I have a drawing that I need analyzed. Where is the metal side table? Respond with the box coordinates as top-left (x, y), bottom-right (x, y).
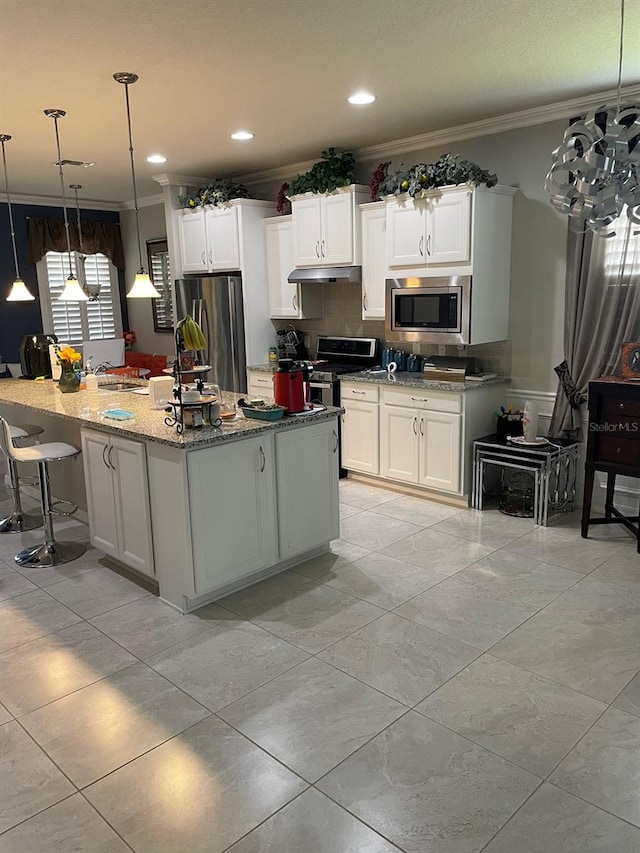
top-left (472, 434), bottom-right (578, 526)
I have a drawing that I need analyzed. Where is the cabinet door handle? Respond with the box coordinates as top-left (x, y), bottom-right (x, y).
top-left (413, 416), bottom-right (418, 435)
top-left (259, 445), bottom-right (266, 472)
top-left (418, 235), bottom-right (424, 257)
top-left (108, 445), bottom-right (115, 470)
top-left (411, 396), bottom-right (429, 402)
top-left (201, 250), bottom-right (206, 265)
top-left (363, 292), bottom-right (368, 311)
top-left (426, 234), bottom-right (431, 256)
top-left (208, 249), bottom-right (213, 265)
top-left (102, 444), bottom-right (109, 468)
top-left (315, 241), bottom-right (320, 258)
top-left (332, 429), bottom-right (338, 453)
top-left (321, 240), bottom-right (325, 257)
top-left (292, 292), bottom-right (298, 311)
top-left (419, 417), bottom-right (424, 436)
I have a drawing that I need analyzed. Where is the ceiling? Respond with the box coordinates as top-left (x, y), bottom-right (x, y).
top-left (2, 0), bottom-right (639, 205)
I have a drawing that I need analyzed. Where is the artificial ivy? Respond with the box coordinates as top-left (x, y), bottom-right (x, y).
top-left (287, 148), bottom-right (356, 196)
top-left (377, 153), bottom-right (497, 199)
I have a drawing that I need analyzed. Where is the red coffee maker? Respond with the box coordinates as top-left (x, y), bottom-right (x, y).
top-left (273, 359), bottom-right (309, 413)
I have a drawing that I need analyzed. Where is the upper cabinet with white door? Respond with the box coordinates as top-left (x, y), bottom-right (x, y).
top-left (360, 201), bottom-right (389, 319)
top-left (290, 185), bottom-right (370, 268)
top-left (178, 204), bottom-right (240, 273)
top-left (265, 215), bottom-right (323, 319)
top-left (386, 184), bottom-right (515, 271)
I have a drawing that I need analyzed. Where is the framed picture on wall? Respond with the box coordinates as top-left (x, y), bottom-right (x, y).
top-left (147, 239), bottom-right (174, 333)
top-left (621, 341), bottom-right (640, 378)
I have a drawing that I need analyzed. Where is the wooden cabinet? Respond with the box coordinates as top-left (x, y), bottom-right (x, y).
top-left (360, 202), bottom-right (388, 320)
top-left (386, 188), bottom-right (471, 268)
top-left (275, 419), bottom-right (339, 559)
top-left (265, 216), bottom-right (323, 319)
top-left (188, 434), bottom-right (277, 593)
top-left (81, 428), bottom-right (155, 576)
top-left (178, 205), bottom-right (240, 273)
top-left (341, 382), bottom-right (380, 474)
top-left (246, 369), bottom-right (274, 400)
top-left (291, 185), bottom-right (369, 268)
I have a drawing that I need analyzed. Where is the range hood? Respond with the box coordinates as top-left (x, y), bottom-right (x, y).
top-left (288, 266), bottom-right (362, 284)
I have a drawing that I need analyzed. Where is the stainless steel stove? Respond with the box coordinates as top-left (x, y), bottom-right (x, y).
top-left (307, 336), bottom-right (380, 476)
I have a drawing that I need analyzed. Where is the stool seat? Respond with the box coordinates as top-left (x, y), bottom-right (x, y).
top-left (0, 423), bottom-right (45, 534)
top-left (10, 442), bottom-right (80, 464)
top-left (0, 416), bottom-right (85, 567)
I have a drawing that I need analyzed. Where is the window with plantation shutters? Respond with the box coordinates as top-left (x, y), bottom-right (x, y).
top-left (37, 251), bottom-right (123, 345)
top-left (150, 248), bottom-right (173, 329)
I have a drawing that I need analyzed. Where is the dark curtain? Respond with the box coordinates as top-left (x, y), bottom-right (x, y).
top-left (26, 217), bottom-right (125, 270)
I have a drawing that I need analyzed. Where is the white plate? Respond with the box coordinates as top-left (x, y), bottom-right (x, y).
top-left (508, 435), bottom-right (550, 446)
top-left (131, 387), bottom-right (149, 395)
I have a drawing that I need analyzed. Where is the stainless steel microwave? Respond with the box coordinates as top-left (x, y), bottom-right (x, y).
top-left (385, 276), bottom-right (471, 345)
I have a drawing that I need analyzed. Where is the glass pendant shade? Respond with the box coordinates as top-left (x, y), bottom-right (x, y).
top-left (6, 278), bottom-right (35, 302)
top-left (59, 275), bottom-right (89, 301)
top-left (127, 270), bottom-right (161, 299)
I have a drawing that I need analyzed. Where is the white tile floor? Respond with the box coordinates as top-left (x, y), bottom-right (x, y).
top-left (1, 480), bottom-right (640, 852)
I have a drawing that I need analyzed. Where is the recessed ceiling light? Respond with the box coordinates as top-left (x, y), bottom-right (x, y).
top-left (348, 92), bottom-right (376, 105)
top-left (231, 130), bottom-right (254, 141)
top-left (147, 154), bottom-right (167, 164)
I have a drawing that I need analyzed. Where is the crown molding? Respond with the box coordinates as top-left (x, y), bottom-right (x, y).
top-left (119, 193), bottom-right (164, 211)
top-left (0, 192), bottom-right (121, 212)
top-left (236, 83), bottom-right (640, 187)
top-left (152, 172), bottom-right (212, 188)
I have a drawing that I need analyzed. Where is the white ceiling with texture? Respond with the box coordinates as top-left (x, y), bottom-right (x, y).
top-left (1, 0), bottom-right (639, 204)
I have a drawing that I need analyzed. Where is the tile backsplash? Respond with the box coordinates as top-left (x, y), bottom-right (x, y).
top-left (274, 281), bottom-right (512, 376)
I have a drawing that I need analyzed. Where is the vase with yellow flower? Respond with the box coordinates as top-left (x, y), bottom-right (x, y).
top-left (57, 345), bottom-right (82, 393)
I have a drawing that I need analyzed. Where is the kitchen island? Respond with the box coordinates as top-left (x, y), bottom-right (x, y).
top-left (0, 379), bottom-right (340, 612)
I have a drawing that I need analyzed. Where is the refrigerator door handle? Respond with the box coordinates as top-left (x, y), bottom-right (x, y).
top-left (227, 279), bottom-right (239, 390)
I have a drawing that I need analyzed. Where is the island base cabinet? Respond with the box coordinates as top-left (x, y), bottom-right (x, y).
top-left (188, 434), bottom-right (278, 595)
top-left (275, 420), bottom-right (339, 559)
top-left (81, 429), bottom-right (155, 576)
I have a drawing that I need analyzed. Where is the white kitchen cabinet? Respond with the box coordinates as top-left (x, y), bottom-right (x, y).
top-left (247, 369), bottom-right (274, 400)
top-left (381, 404), bottom-right (420, 483)
top-left (381, 389), bottom-right (462, 493)
top-left (360, 202), bottom-right (388, 320)
top-left (178, 205), bottom-right (240, 273)
top-left (386, 187), bottom-right (471, 268)
top-left (275, 419), bottom-right (339, 559)
top-left (188, 434), bottom-right (277, 594)
top-left (81, 429), bottom-right (155, 576)
top-left (291, 185), bottom-right (369, 268)
top-left (265, 216), bottom-right (323, 319)
top-left (341, 382), bottom-right (380, 474)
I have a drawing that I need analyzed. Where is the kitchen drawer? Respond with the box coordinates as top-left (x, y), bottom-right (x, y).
top-left (382, 387), bottom-right (462, 413)
top-left (341, 383), bottom-right (379, 403)
top-left (602, 396), bottom-right (640, 419)
top-left (596, 435), bottom-right (640, 465)
top-left (247, 372), bottom-right (274, 398)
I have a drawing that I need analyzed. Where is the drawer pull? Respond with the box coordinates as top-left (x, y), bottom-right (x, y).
top-left (411, 396), bottom-right (429, 402)
top-left (350, 390), bottom-right (366, 395)
top-left (617, 447), bottom-right (622, 453)
top-left (619, 403), bottom-right (625, 409)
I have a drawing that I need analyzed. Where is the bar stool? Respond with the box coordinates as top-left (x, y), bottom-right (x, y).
top-left (0, 416), bottom-right (86, 567)
top-left (0, 423), bottom-right (45, 533)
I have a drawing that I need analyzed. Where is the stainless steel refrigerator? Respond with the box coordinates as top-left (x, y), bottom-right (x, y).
top-left (174, 276), bottom-right (247, 393)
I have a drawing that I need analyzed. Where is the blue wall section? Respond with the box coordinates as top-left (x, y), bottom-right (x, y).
top-left (0, 202), bottom-right (126, 363)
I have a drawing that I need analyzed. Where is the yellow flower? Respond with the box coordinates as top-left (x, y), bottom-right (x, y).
top-left (58, 346), bottom-right (81, 363)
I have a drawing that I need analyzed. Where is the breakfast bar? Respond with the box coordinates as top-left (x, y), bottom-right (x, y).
top-left (0, 379), bottom-right (340, 612)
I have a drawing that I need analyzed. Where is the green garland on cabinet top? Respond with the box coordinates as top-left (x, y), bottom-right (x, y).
top-left (287, 148), bottom-right (356, 196)
top-left (178, 178), bottom-right (251, 209)
top-left (376, 153), bottom-right (498, 199)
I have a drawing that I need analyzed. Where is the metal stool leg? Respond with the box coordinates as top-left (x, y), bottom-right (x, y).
top-left (15, 460), bottom-right (85, 567)
top-left (0, 457), bottom-right (43, 533)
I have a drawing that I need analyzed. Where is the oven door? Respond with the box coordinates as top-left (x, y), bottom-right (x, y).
top-left (308, 381), bottom-right (335, 407)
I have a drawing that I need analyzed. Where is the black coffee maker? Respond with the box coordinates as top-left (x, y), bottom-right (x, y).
top-left (19, 334), bottom-right (58, 379)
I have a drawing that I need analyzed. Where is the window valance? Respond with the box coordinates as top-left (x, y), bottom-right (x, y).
top-left (27, 217), bottom-right (125, 270)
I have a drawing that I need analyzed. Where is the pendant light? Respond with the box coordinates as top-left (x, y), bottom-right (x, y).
top-left (113, 72), bottom-right (160, 298)
top-left (545, 0), bottom-right (640, 237)
top-left (44, 109), bottom-right (89, 301)
top-left (0, 134), bottom-right (35, 301)
top-left (70, 183), bottom-right (101, 300)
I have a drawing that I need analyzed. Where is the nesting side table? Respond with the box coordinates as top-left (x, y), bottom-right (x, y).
top-left (472, 434), bottom-right (578, 526)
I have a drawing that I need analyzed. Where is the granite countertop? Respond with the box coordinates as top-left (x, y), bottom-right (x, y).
top-left (340, 371), bottom-right (510, 392)
top-left (248, 363), bottom-right (275, 373)
top-left (0, 379), bottom-right (340, 449)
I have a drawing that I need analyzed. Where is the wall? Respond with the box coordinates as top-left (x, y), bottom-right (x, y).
top-left (250, 119), bottom-right (569, 394)
top-left (120, 203), bottom-right (174, 357)
top-left (0, 202), bottom-right (123, 364)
